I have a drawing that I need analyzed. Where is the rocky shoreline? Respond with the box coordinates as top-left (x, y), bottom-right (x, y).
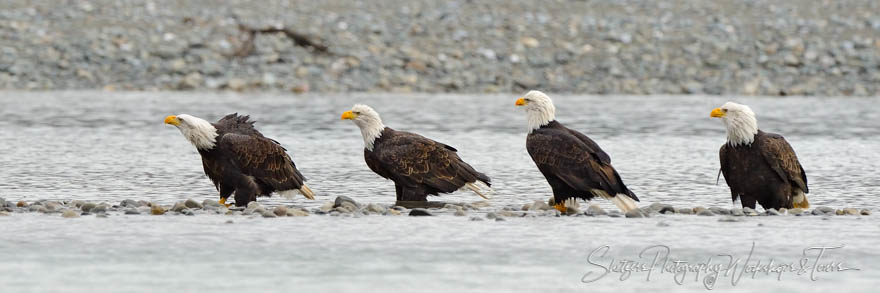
top-left (0, 197), bottom-right (871, 221)
top-left (1, 0), bottom-right (879, 96)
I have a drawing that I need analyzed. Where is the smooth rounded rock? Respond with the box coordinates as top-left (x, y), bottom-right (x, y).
top-left (697, 210), bottom-right (716, 216)
top-left (150, 205), bottom-right (166, 215)
top-left (80, 202), bottom-right (97, 212)
top-left (625, 209), bottom-right (646, 218)
top-left (333, 196), bottom-right (359, 209)
top-left (171, 202), bottom-right (188, 213)
top-left (287, 209), bottom-right (309, 217)
top-left (61, 209), bottom-right (79, 218)
top-left (272, 206), bottom-right (289, 216)
top-left (409, 209), bottom-right (433, 216)
top-left (184, 199), bottom-right (203, 209)
top-left (585, 205), bottom-right (606, 216)
top-left (365, 203), bottom-right (386, 214)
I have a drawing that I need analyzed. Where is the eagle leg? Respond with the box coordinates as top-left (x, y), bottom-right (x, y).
top-left (554, 203), bottom-right (567, 213)
top-left (218, 197), bottom-right (233, 208)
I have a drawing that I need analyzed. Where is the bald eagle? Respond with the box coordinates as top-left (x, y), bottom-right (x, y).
top-left (164, 113), bottom-right (314, 207)
top-left (710, 102), bottom-right (809, 210)
top-left (515, 91), bottom-right (639, 213)
top-left (341, 104), bottom-right (491, 201)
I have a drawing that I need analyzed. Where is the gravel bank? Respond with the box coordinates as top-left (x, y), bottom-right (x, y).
top-left (1, 0), bottom-right (879, 95)
top-left (0, 197), bottom-right (871, 219)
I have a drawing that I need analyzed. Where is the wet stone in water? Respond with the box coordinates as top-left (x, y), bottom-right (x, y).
top-left (334, 196), bottom-right (359, 209)
top-left (150, 205), bottom-right (166, 215)
top-left (80, 202), bottom-right (97, 212)
top-left (697, 210), bottom-right (716, 216)
top-left (272, 206), bottom-right (289, 216)
top-left (625, 209), bottom-right (646, 218)
top-left (171, 202), bottom-right (188, 213)
top-left (409, 208), bottom-right (433, 216)
top-left (184, 199), bottom-right (203, 209)
top-left (585, 205), bottom-right (606, 216)
top-left (61, 209), bottom-right (79, 218)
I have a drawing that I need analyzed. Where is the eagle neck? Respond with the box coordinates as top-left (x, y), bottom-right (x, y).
top-left (527, 106), bottom-right (555, 131)
top-left (724, 115), bottom-right (758, 147)
top-left (358, 121), bottom-right (385, 151)
top-left (182, 120), bottom-right (218, 150)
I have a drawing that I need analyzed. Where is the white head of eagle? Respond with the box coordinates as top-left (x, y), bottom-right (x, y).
top-left (340, 104), bottom-right (386, 151)
top-left (515, 90), bottom-right (556, 130)
top-left (164, 114), bottom-right (218, 150)
top-left (710, 102), bottom-right (758, 146)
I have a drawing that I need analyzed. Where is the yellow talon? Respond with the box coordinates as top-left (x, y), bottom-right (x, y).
top-left (554, 203), bottom-right (567, 213)
top-left (219, 198), bottom-right (233, 208)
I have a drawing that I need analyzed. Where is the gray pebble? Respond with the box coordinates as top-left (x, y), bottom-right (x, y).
top-left (80, 202), bottom-right (97, 212)
top-left (495, 217), bottom-right (506, 222)
top-left (334, 196), bottom-right (359, 209)
top-left (365, 203), bottom-right (386, 214)
top-left (585, 205), bottom-right (607, 216)
top-left (184, 199), bottom-right (203, 209)
top-left (486, 212), bottom-right (497, 219)
top-left (272, 206), bottom-right (289, 217)
top-left (625, 209), bottom-right (646, 218)
top-left (261, 211), bottom-right (277, 218)
top-left (61, 209), bottom-right (79, 218)
top-left (469, 216), bottom-right (484, 221)
top-left (287, 209), bottom-right (309, 217)
top-left (709, 207), bottom-right (730, 215)
top-left (170, 202), bottom-right (188, 213)
top-left (124, 209), bottom-right (140, 215)
top-left (697, 210), bottom-right (716, 216)
top-left (860, 209), bottom-right (871, 216)
top-left (454, 210), bottom-right (467, 217)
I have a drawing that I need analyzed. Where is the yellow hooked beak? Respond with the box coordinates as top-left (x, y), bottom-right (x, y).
top-left (710, 108), bottom-right (726, 118)
top-left (341, 111), bottom-right (357, 120)
top-left (164, 115), bottom-right (180, 126)
top-left (515, 98), bottom-right (526, 106)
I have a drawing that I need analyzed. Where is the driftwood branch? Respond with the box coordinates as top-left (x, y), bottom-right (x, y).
top-left (232, 23), bottom-right (330, 58)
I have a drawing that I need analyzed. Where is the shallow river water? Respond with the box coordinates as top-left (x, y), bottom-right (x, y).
top-left (0, 92), bottom-right (878, 292)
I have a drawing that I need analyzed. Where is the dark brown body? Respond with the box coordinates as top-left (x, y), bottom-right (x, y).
top-left (719, 130), bottom-right (808, 209)
top-left (526, 121), bottom-right (637, 204)
top-left (199, 114), bottom-right (306, 207)
top-left (364, 127), bottom-right (490, 201)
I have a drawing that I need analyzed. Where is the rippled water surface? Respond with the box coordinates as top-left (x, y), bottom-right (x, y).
top-left (1, 92), bottom-right (878, 292)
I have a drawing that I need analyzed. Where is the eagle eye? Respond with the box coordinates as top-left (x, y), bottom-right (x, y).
top-left (723, 109), bottom-right (728, 113)
top-left (353, 111), bottom-right (360, 115)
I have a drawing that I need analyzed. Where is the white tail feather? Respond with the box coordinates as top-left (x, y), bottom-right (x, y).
top-left (277, 184), bottom-right (315, 200)
top-left (299, 184), bottom-right (315, 200)
top-left (463, 181), bottom-right (493, 200)
top-left (594, 190), bottom-right (637, 212)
